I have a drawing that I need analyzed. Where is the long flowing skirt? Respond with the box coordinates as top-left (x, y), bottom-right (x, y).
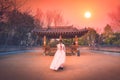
top-left (50, 50), bottom-right (66, 70)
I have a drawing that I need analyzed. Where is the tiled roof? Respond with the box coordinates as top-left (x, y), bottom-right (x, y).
top-left (33, 26), bottom-right (88, 38)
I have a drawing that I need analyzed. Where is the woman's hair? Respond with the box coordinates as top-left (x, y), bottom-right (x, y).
top-left (59, 40), bottom-right (62, 43)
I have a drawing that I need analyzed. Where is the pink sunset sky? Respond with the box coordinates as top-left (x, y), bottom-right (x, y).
top-left (23, 0), bottom-right (120, 33)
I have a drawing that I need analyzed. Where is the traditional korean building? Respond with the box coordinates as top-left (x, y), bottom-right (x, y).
top-left (33, 26), bottom-right (88, 55)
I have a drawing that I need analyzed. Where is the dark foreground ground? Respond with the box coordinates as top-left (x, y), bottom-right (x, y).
top-left (0, 49), bottom-right (120, 80)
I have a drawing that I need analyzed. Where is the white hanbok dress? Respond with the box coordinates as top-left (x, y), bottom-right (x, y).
top-left (50, 43), bottom-right (66, 70)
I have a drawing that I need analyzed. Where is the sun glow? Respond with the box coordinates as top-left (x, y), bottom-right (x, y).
top-left (84, 11), bottom-right (91, 18)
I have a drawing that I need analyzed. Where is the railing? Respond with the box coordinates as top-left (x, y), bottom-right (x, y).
top-left (43, 45), bottom-right (78, 56)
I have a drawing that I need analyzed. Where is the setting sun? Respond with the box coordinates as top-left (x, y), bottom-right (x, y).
top-left (84, 11), bottom-right (91, 18)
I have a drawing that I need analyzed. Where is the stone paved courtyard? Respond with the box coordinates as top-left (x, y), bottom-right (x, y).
top-left (0, 50), bottom-right (120, 80)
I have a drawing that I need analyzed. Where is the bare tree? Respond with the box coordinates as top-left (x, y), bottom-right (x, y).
top-left (45, 10), bottom-right (67, 27)
top-left (11, 0), bottom-right (27, 10)
top-left (34, 9), bottom-right (44, 28)
top-left (45, 10), bottom-right (54, 27)
top-left (53, 10), bottom-right (64, 26)
top-left (109, 6), bottom-right (120, 32)
top-left (34, 9), bottom-right (67, 28)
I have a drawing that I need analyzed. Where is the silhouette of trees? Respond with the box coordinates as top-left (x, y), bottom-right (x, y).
top-left (78, 28), bottom-right (99, 47)
top-left (86, 28), bottom-right (99, 47)
top-left (102, 24), bottom-right (113, 38)
top-left (0, 0), bottom-right (27, 22)
top-left (100, 24), bottom-right (120, 46)
top-left (0, 0), bottom-right (12, 22)
top-left (7, 10), bottom-right (35, 45)
top-left (101, 24), bottom-right (114, 45)
top-left (112, 32), bottom-right (120, 46)
top-left (0, 0), bottom-right (36, 46)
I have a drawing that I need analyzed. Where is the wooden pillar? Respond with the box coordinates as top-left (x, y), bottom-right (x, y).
top-left (75, 35), bottom-right (78, 46)
top-left (43, 35), bottom-right (46, 47)
top-left (74, 35), bottom-right (80, 56)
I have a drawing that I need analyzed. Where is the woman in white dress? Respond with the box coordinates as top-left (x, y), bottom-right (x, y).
top-left (50, 40), bottom-right (66, 70)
